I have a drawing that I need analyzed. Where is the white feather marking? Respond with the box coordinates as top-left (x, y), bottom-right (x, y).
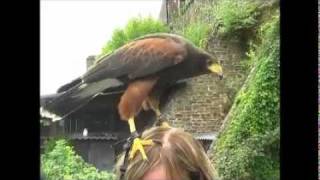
top-left (40, 107), bottom-right (62, 122)
top-left (79, 83), bottom-right (87, 89)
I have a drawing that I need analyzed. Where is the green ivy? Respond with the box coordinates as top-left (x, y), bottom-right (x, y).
top-left (213, 0), bottom-right (260, 35)
top-left (212, 14), bottom-right (279, 180)
top-left (41, 139), bottom-right (115, 180)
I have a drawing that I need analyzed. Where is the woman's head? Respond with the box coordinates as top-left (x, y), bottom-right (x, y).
top-left (115, 126), bottom-right (216, 180)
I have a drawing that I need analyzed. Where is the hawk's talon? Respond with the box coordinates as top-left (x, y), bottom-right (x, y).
top-left (128, 117), bottom-right (153, 160)
top-left (129, 138), bottom-right (153, 160)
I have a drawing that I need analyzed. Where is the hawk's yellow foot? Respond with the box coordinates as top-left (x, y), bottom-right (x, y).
top-left (129, 138), bottom-right (153, 160)
top-left (160, 121), bottom-right (171, 128)
top-left (128, 117), bottom-right (154, 160)
top-left (154, 108), bottom-right (161, 117)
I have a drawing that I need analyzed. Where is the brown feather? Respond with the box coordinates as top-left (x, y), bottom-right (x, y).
top-left (124, 38), bottom-right (186, 79)
top-left (83, 37), bottom-right (187, 83)
top-left (118, 78), bottom-right (158, 120)
top-left (125, 38), bottom-right (185, 61)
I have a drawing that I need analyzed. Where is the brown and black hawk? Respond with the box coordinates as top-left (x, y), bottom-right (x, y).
top-left (40, 33), bottom-right (223, 159)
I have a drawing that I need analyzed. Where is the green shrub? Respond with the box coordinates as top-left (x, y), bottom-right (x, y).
top-left (97, 16), bottom-right (169, 60)
top-left (179, 21), bottom-right (210, 48)
top-left (100, 28), bottom-right (127, 58)
top-left (41, 139), bottom-right (114, 180)
top-left (42, 137), bottom-right (63, 154)
top-left (212, 14), bottom-right (279, 180)
top-left (213, 0), bottom-right (260, 35)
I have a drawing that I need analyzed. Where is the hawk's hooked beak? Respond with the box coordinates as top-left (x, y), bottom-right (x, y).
top-left (208, 63), bottom-right (223, 80)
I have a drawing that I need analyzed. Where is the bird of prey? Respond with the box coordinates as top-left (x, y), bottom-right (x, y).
top-left (40, 33), bottom-right (223, 160)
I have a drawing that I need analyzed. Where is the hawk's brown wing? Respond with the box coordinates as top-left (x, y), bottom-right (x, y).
top-left (82, 36), bottom-right (187, 83)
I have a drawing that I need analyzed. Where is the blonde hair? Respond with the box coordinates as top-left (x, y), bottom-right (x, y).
top-left (115, 126), bottom-right (217, 180)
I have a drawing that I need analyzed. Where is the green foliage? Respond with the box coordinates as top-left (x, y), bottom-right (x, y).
top-left (97, 16), bottom-right (169, 60)
top-left (240, 41), bottom-right (258, 70)
top-left (43, 137), bottom-right (62, 154)
top-left (179, 21), bottom-right (210, 48)
top-left (124, 16), bottom-right (168, 41)
top-left (100, 28), bottom-right (127, 58)
top-left (212, 14), bottom-right (279, 180)
top-left (41, 139), bottom-right (114, 180)
top-left (213, 0), bottom-right (260, 35)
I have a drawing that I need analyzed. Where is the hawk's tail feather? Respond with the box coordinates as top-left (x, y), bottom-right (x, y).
top-left (40, 78), bottom-right (124, 121)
